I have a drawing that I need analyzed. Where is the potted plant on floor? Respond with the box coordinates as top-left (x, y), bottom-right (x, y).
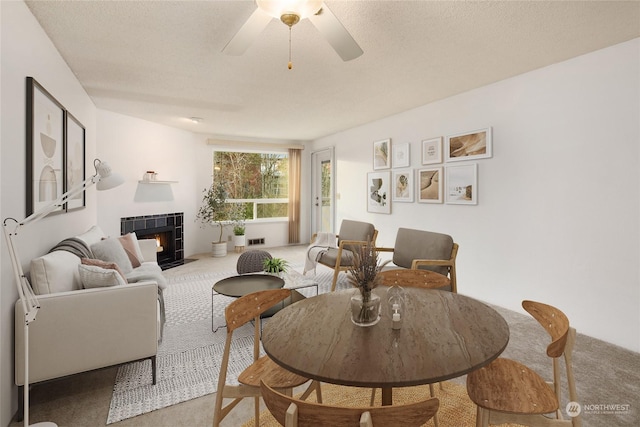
top-left (196, 181), bottom-right (235, 257)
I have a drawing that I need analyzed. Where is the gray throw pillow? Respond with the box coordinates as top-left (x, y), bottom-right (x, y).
top-left (78, 264), bottom-right (127, 288)
top-left (90, 238), bottom-right (134, 274)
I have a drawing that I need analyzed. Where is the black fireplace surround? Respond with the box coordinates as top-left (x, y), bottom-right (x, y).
top-left (120, 212), bottom-right (184, 270)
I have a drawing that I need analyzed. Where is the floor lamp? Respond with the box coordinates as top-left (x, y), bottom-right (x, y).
top-left (2, 159), bottom-right (124, 427)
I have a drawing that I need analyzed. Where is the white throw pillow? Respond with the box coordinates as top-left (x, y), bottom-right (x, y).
top-left (30, 251), bottom-right (82, 294)
top-left (78, 264), bottom-right (127, 288)
top-left (90, 238), bottom-right (134, 274)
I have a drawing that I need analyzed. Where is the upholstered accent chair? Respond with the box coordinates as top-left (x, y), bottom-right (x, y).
top-left (377, 228), bottom-right (458, 293)
top-left (314, 220), bottom-right (378, 292)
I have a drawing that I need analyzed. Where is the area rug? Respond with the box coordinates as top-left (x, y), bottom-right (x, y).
top-left (241, 381), bottom-right (522, 427)
top-left (107, 266), bottom-right (342, 424)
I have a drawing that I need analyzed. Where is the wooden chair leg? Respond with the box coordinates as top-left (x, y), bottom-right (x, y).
top-left (254, 396), bottom-right (260, 426)
top-left (330, 268), bottom-right (341, 292)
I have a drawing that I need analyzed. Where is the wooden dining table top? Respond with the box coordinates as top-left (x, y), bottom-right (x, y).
top-left (262, 287), bottom-right (509, 402)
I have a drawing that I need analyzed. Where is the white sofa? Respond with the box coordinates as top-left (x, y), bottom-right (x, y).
top-left (14, 225), bottom-right (164, 412)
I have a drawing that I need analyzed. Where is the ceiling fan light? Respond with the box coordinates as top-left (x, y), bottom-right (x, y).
top-left (256, 0), bottom-right (323, 20)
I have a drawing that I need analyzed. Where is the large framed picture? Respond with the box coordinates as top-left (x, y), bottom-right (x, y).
top-left (445, 163), bottom-right (478, 205)
top-left (421, 137), bottom-right (442, 165)
top-left (367, 171), bottom-right (391, 214)
top-left (26, 77), bottom-right (65, 216)
top-left (445, 127), bottom-right (492, 162)
top-left (392, 142), bottom-right (410, 168)
top-left (418, 167), bottom-right (443, 203)
top-left (392, 169), bottom-right (414, 202)
top-left (65, 112), bottom-right (86, 211)
top-left (373, 138), bottom-right (391, 170)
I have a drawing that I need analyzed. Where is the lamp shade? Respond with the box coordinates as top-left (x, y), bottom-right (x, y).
top-left (256, 0), bottom-right (323, 19)
top-left (94, 159), bottom-right (125, 191)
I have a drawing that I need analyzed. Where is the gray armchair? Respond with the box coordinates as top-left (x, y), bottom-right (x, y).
top-left (378, 228), bottom-right (459, 292)
top-left (314, 220), bottom-right (378, 291)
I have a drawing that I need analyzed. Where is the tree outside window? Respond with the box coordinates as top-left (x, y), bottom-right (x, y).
top-left (213, 151), bottom-right (289, 221)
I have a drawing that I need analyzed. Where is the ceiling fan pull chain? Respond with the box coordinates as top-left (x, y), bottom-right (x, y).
top-left (288, 26), bottom-right (293, 70)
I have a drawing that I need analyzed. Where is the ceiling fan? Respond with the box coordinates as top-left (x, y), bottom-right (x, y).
top-left (223, 0), bottom-right (363, 68)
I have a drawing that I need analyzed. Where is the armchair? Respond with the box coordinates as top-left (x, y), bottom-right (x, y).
top-left (377, 228), bottom-right (458, 293)
top-left (313, 220), bottom-right (378, 291)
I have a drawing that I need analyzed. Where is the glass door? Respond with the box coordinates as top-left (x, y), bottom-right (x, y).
top-left (311, 148), bottom-right (334, 235)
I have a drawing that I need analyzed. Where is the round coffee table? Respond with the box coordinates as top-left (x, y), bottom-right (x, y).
top-left (212, 274), bottom-right (285, 331)
top-left (213, 273), bottom-right (284, 297)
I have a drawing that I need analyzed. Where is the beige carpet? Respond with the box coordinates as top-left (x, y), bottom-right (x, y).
top-left (241, 381), bottom-right (521, 427)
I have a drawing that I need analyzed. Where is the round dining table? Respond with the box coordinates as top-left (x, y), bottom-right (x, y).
top-left (262, 287), bottom-right (509, 406)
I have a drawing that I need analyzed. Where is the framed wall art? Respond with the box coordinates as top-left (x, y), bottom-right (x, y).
top-left (392, 169), bottom-right (414, 202)
top-left (421, 137), bottom-right (442, 165)
top-left (417, 167), bottom-right (443, 204)
top-left (64, 112), bottom-right (86, 211)
top-left (445, 163), bottom-right (478, 205)
top-left (445, 127), bottom-right (492, 162)
top-left (26, 77), bottom-right (65, 216)
top-left (367, 171), bottom-right (391, 214)
top-left (392, 142), bottom-right (410, 168)
top-left (373, 138), bottom-right (391, 170)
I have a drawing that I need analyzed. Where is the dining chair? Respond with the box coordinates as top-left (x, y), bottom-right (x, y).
top-left (261, 380), bottom-right (439, 427)
top-left (312, 219), bottom-right (378, 292)
top-left (213, 289), bottom-right (322, 427)
top-left (466, 300), bottom-right (581, 427)
top-left (376, 228), bottom-right (459, 293)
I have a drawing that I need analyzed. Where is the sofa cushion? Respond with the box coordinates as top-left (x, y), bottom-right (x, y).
top-left (126, 263), bottom-right (167, 290)
top-left (118, 233), bottom-right (144, 268)
top-left (78, 264), bottom-right (127, 288)
top-left (30, 251), bottom-right (82, 294)
top-left (91, 238), bottom-right (134, 274)
top-left (75, 225), bottom-right (106, 247)
top-left (81, 258), bottom-right (127, 282)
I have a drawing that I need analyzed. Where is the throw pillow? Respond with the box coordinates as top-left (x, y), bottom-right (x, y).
top-left (118, 232), bottom-right (144, 268)
top-left (90, 238), bottom-right (134, 274)
top-left (78, 264), bottom-right (127, 288)
top-left (81, 258), bottom-right (127, 282)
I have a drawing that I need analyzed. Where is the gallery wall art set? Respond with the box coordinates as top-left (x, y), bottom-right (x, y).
top-left (367, 128), bottom-right (492, 213)
top-left (26, 76), bottom-right (86, 216)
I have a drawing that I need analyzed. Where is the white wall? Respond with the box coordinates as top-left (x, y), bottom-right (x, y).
top-left (96, 110), bottom-right (205, 256)
top-left (1, 2), bottom-right (98, 424)
top-left (312, 39), bottom-right (640, 352)
top-left (96, 111), bottom-right (295, 257)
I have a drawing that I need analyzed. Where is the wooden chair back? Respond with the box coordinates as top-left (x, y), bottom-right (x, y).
top-left (261, 380), bottom-right (439, 427)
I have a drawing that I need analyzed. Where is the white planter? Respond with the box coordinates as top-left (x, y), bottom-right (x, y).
top-left (211, 241), bottom-right (227, 258)
top-left (233, 235), bottom-right (246, 247)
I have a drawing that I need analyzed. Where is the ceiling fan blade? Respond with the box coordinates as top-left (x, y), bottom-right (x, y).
top-left (222, 8), bottom-right (273, 56)
top-left (308, 3), bottom-right (363, 61)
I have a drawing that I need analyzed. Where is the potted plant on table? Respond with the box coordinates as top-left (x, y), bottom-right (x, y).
top-left (263, 258), bottom-right (288, 277)
top-left (196, 181), bottom-right (235, 257)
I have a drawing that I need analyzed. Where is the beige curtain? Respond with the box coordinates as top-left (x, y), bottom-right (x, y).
top-left (288, 148), bottom-right (301, 244)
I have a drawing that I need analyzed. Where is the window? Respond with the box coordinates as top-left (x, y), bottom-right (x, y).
top-left (213, 151), bottom-right (289, 221)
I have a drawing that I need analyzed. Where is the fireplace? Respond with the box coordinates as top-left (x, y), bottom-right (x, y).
top-left (120, 212), bottom-right (184, 270)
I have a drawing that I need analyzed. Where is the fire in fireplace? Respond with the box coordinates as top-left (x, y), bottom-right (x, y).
top-left (120, 212), bottom-right (184, 270)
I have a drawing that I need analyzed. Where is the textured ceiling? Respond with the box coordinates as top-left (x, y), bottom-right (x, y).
top-left (25, 0), bottom-right (640, 142)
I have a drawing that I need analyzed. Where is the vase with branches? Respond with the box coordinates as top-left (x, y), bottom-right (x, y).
top-left (347, 238), bottom-right (389, 326)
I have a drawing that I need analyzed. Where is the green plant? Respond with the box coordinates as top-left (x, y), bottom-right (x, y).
top-left (195, 182), bottom-right (235, 243)
top-left (233, 225), bottom-right (245, 236)
top-left (263, 257), bottom-right (288, 274)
